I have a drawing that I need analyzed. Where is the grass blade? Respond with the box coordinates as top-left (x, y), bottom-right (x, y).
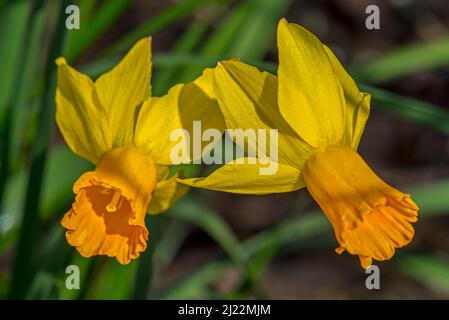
top-left (0, 0), bottom-right (31, 124)
top-left (9, 0), bottom-right (70, 299)
top-left (228, 0), bottom-right (292, 60)
top-left (66, 0), bottom-right (130, 61)
top-left (397, 255), bottom-right (449, 296)
top-left (352, 37), bottom-right (449, 84)
top-left (361, 84), bottom-right (449, 135)
top-left (103, 0), bottom-right (209, 56)
top-left (132, 215), bottom-right (161, 299)
top-left (9, 0), bottom-right (49, 172)
top-left (168, 196), bottom-right (255, 276)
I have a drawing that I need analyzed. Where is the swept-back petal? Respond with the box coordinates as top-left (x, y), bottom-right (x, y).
top-left (135, 68), bottom-right (225, 165)
top-left (323, 45), bottom-right (371, 149)
top-left (179, 158), bottom-right (304, 195)
top-left (95, 37), bottom-right (152, 147)
top-left (55, 58), bottom-right (111, 163)
top-left (277, 18), bottom-right (345, 148)
top-left (148, 173), bottom-right (190, 214)
top-left (214, 60), bottom-right (314, 169)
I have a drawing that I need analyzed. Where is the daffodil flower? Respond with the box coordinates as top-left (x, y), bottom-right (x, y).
top-left (180, 19), bottom-right (418, 268)
top-left (56, 37), bottom-right (224, 264)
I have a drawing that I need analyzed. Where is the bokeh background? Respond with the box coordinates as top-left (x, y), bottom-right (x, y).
top-left (1, 0), bottom-right (449, 299)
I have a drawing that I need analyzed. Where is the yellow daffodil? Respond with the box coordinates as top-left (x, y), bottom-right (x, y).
top-left (180, 19), bottom-right (418, 268)
top-left (56, 37), bottom-right (224, 264)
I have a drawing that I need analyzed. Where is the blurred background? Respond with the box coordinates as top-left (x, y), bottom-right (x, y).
top-left (1, 0), bottom-right (449, 299)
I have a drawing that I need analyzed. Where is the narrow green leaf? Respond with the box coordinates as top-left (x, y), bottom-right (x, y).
top-left (352, 37), bottom-right (449, 84)
top-left (9, 0), bottom-right (50, 171)
top-left (152, 219), bottom-right (191, 275)
top-left (0, 0), bottom-right (32, 124)
top-left (132, 215), bottom-right (161, 299)
top-left (397, 255), bottom-right (449, 296)
top-left (59, 254), bottom-right (94, 300)
top-left (361, 84), bottom-right (449, 135)
top-left (66, 0), bottom-right (99, 57)
top-left (152, 21), bottom-right (209, 96)
top-left (67, 0), bottom-right (130, 61)
top-left (406, 180), bottom-right (449, 216)
top-left (228, 0), bottom-right (292, 60)
top-left (103, 0), bottom-right (209, 56)
top-left (9, 0), bottom-right (70, 299)
top-left (179, 0), bottom-right (253, 81)
top-left (86, 259), bottom-right (137, 299)
top-left (167, 196), bottom-right (255, 279)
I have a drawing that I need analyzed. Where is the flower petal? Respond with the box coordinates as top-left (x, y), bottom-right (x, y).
top-left (303, 144), bottom-right (418, 268)
top-left (214, 60), bottom-right (314, 169)
top-left (95, 37), bottom-right (152, 147)
top-left (179, 158), bottom-right (304, 195)
top-left (55, 58), bottom-right (111, 163)
top-left (149, 173), bottom-right (190, 214)
top-left (135, 68), bottom-right (225, 165)
top-left (323, 45), bottom-right (371, 149)
top-left (62, 186), bottom-right (149, 265)
top-left (277, 18), bottom-right (345, 148)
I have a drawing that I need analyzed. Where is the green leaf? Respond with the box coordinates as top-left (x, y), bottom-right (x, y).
top-left (67, 0), bottom-right (130, 61)
top-left (167, 196), bottom-right (257, 281)
top-left (86, 259), bottom-right (137, 299)
top-left (160, 212), bottom-right (327, 299)
top-left (9, 0), bottom-right (70, 299)
top-left (178, 0), bottom-right (253, 81)
top-left (152, 21), bottom-right (209, 96)
top-left (103, 0), bottom-right (209, 56)
top-left (0, 0), bottom-right (31, 124)
top-left (152, 218), bottom-right (191, 276)
top-left (352, 37), bottom-right (449, 84)
top-left (397, 255), bottom-right (449, 296)
top-left (59, 254), bottom-right (95, 300)
top-left (361, 84), bottom-right (449, 135)
top-left (406, 180), bottom-right (449, 216)
top-left (9, 0), bottom-right (50, 171)
top-left (228, 0), bottom-right (292, 60)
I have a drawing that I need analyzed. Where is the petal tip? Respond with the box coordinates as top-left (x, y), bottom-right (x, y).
top-left (55, 57), bottom-right (67, 66)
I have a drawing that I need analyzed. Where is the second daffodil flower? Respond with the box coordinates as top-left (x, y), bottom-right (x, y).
top-left (56, 37), bottom-right (224, 264)
top-left (180, 19), bottom-right (419, 268)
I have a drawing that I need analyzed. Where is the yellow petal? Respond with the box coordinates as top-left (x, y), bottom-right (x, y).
top-left (55, 57), bottom-right (111, 163)
top-left (277, 18), bottom-right (345, 148)
top-left (179, 158), bottom-right (304, 195)
top-left (214, 60), bottom-right (314, 169)
top-left (95, 37), bottom-right (152, 147)
top-left (135, 68), bottom-right (225, 165)
top-left (323, 45), bottom-right (371, 149)
top-left (303, 144), bottom-right (419, 268)
top-left (61, 147), bottom-right (158, 265)
top-left (149, 173), bottom-right (190, 215)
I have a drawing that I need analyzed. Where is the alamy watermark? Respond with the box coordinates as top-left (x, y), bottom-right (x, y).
top-left (365, 264), bottom-right (380, 290)
top-left (365, 5), bottom-right (380, 30)
top-left (170, 121), bottom-right (279, 175)
top-left (65, 265), bottom-right (80, 290)
top-left (65, 5), bottom-right (80, 30)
